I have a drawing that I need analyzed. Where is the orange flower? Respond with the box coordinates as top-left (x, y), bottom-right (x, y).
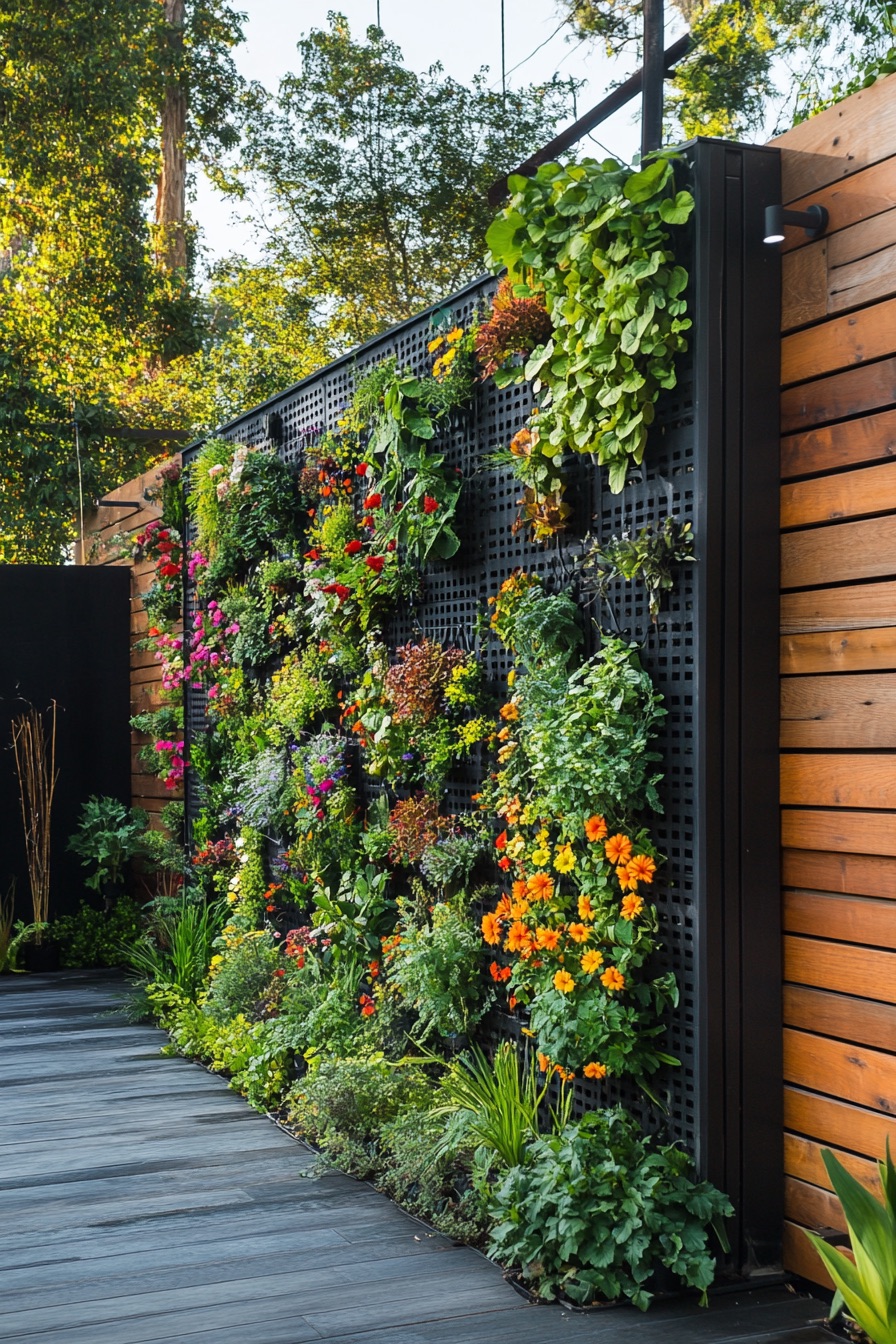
top-left (616, 864), bottom-right (638, 890)
top-left (498, 856), bottom-right (511, 871)
top-left (555, 1065), bottom-right (575, 1082)
top-left (536, 926), bottom-right (561, 951)
top-left (605, 833), bottom-right (633, 865)
top-left (505, 920), bottom-right (532, 953)
top-left (577, 894), bottom-right (595, 920)
top-left (504, 796), bottom-right (522, 825)
top-left (499, 701), bottom-right (519, 721)
top-left (600, 966), bottom-right (626, 993)
top-left (585, 814), bottom-right (608, 842)
top-left (509, 898), bottom-right (530, 919)
top-left (526, 872), bottom-right (554, 901)
top-left (512, 879), bottom-right (528, 901)
top-left (508, 994), bottom-right (518, 1010)
top-left (495, 830), bottom-right (508, 850)
top-left (481, 912), bottom-right (503, 945)
top-left (369, 960), bottom-right (380, 978)
top-left (567, 922), bottom-right (591, 944)
top-left (495, 894), bottom-right (513, 918)
top-left (621, 893), bottom-right (645, 921)
top-left (359, 993), bottom-right (376, 1017)
top-left (553, 969), bottom-right (575, 993)
top-left (489, 961), bottom-right (512, 982)
top-left (537, 1052), bottom-right (552, 1073)
top-left (580, 948), bottom-right (604, 974)
top-left (627, 854), bottom-right (656, 885)
top-left (583, 1061), bottom-right (607, 1080)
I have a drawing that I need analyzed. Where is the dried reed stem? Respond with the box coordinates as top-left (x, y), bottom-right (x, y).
top-left (11, 703), bottom-right (58, 942)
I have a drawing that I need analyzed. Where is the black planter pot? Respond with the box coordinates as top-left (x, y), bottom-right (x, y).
top-left (21, 940), bottom-right (61, 974)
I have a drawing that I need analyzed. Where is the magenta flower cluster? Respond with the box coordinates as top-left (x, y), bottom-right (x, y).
top-left (154, 739), bottom-right (187, 790)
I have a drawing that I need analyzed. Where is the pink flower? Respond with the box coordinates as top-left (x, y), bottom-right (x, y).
top-left (207, 685), bottom-right (219, 699)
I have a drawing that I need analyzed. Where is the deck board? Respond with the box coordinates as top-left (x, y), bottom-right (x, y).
top-left (0, 973), bottom-right (831, 1343)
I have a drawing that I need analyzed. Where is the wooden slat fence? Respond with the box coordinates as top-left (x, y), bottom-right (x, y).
top-left (771, 74), bottom-right (896, 1285)
top-left (77, 461), bottom-right (182, 826)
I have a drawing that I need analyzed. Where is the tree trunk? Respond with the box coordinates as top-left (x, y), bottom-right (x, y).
top-left (156, 0), bottom-right (187, 273)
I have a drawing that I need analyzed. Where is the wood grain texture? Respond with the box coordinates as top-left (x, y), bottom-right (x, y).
top-left (784, 889), bottom-right (896, 947)
top-left (785, 1133), bottom-right (881, 1198)
top-left (782, 514), bottom-right (896, 587)
top-left (781, 407), bottom-right (896, 478)
top-left (781, 581), bottom-right (896, 635)
top-left (782, 808), bottom-right (896, 855)
top-left (784, 939), bottom-right (896, 1004)
top-left (780, 157), bottom-right (896, 252)
top-left (785, 1175), bottom-right (846, 1232)
top-left (785, 1086), bottom-right (896, 1159)
top-left (781, 461), bottom-right (896, 528)
top-left (771, 75), bottom-right (896, 199)
top-left (784, 982), bottom-right (896, 1050)
top-left (780, 357), bottom-right (896, 434)
top-left (782, 847), bottom-right (896, 898)
top-left (781, 298), bottom-right (896, 386)
top-left (781, 629), bottom-right (896, 676)
top-left (780, 753), bottom-right (896, 808)
top-left (829, 208), bottom-right (896, 269)
top-left (784, 1024), bottom-right (896, 1105)
top-left (782, 1220), bottom-right (835, 1289)
top-left (782, 244), bottom-right (828, 331)
top-left (0, 975), bottom-right (832, 1344)
top-left (830, 241), bottom-right (896, 314)
top-left (781, 673), bottom-right (896, 746)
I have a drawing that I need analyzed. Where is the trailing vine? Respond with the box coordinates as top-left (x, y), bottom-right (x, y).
top-left (581, 517), bottom-right (696, 621)
top-left (486, 154), bottom-right (694, 515)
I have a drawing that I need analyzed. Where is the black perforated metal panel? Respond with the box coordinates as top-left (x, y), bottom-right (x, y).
top-left (182, 137), bottom-right (784, 1268)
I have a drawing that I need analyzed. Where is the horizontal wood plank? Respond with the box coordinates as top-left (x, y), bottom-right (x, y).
top-left (782, 1219), bottom-right (835, 1288)
top-left (785, 1131), bottom-right (881, 1195)
top-left (784, 1024), bottom-right (896, 1105)
top-left (781, 581), bottom-right (896, 634)
top-left (784, 982), bottom-right (896, 1051)
top-left (780, 753), bottom-right (896, 808)
top-left (830, 240), bottom-right (896, 314)
top-left (780, 674), bottom-right (896, 746)
top-left (782, 809), bottom-right (896, 856)
top-left (784, 889), bottom-right (896, 948)
top-left (772, 77), bottom-right (896, 200)
top-left (780, 356), bottom-right (896, 434)
top-left (782, 243), bottom-right (828, 331)
top-left (785, 1085), bottom-right (896, 1159)
top-left (782, 514), bottom-right (896, 588)
top-left (781, 848), bottom-right (896, 898)
top-left (785, 1175), bottom-right (846, 1232)
top-left (829, 207), bottom-right (896, 269)
top-left (781, 627), bottom-right (896, 674)
top-left (784, 940), bottom-right (896, 1005)
top-left (781, 407), bottom-right (896, 478)
top-left (781, 460), bottom-right (896, 528)
top-left (781, 298), bottom-right (896, 385)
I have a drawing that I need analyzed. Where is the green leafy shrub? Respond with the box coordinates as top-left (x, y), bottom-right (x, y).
top-left (387, 896), bottom-right (490, 1041)
top-left (378, 1108), bottom-right (491, 1244)
top-left (126, 898), bottom-right (223, 998)
top-left (67, 796), bottom-right (148, 893)
top-left (204, 930), bottom-right (281, 1023)
top-left (53, 897), bottom-right (142, 968)
top-left (487, 1107), bottom-right (732, 1309)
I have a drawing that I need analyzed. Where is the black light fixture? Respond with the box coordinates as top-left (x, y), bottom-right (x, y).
top-left (763, 203), bottom-right (829, 245)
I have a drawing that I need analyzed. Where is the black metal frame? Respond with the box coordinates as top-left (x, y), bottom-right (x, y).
top-left (181, 137), bottom-right (783, 1271)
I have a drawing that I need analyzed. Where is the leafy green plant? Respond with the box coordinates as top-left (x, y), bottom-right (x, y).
top-left (386, 896), bottom-right (490, 1042)
top-left (52, 898), bottom-right (142, 969)
top-left (804, 1143), bottom-right (896, 1344)
top-left (581, 517), bottom-right (696, 621)
top-left (0, 918), bottom-right (47, 974)
top-left (487, 1108), bottom-right (732, 1309)
top-left (378, 1108), bottom-right (491, 1245)
top-left (126, 898), bottom-right (224, 999)
top-left (429, 1041), bottom-right (571, 1169)
top-left (204, 931), bottom-right (282, 1023)
top-left (486, 155), bottom-right (693, 496)
top-left (67, 796), bottom-right (148, 894)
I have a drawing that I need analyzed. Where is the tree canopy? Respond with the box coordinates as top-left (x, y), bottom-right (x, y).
top-left (562, 0), bottom-right (896, 137)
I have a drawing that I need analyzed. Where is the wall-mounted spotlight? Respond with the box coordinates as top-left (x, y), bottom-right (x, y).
top-left (763, 203), bottom-right (829, 245)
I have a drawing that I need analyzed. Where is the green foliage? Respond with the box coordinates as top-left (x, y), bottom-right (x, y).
top-left (212, 15), bottom-right (574, 348)
top-left (387, 896), bottom-right (490, 1042)
top-left (52, 897), bottom-right (142, 969)
top-left (378, 1109), bottom-right (491, 1244)
top-left (126, 898), bottom-right (223, 998)
top-left (67, 796), bottom-right (149, 892)
top-left (487, 156), bottom-right (692, 495)
top-left (204, 931), bottom-right (281, 1023)
top-left (487, 1108), bottom-right (732, 1309)
top-left (429, 1042), bottom-right (571, 1170)
top-left (805, 1143), bottom-right (896, 1344)
top-left (0, 919), bottom-right (47, 974)
top-left (581, 518), bottom-right (696, 622)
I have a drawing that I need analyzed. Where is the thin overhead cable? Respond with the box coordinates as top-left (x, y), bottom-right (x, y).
top-left (494, 15), bottom-right (569, 87)
top-left (500, 0), bottom-right (506, 95)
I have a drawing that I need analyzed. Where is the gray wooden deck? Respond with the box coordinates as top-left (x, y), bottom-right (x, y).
top-left (0, 972), bottom-right (832, 1344)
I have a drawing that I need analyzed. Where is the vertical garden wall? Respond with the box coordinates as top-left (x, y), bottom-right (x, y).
top-left (180, 137), bottom-right (782, 1271)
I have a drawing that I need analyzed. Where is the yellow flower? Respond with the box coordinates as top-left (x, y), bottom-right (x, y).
top-left (507, 668), bottom-right (516, 687)
top-left (601, 966), bottom-right (626, 993)
top-left (447, 325), bottom-right (464, 342)
top-left (553, 844), bottom-right (576, 874)
top-left (578, 894), bottom-right (594, 920)
top-left (427, 334), bottom-right (444, 353)
top-left (531, 847), bottom-right (551, 867)
top-left (553, 969), bottom-right (575, 994)
top-left (621, 893), bottom-right (645, 921)
top-left (580, 948), bottom-right (604, 974)
top-left (567, 922), bottom-right (591, 944)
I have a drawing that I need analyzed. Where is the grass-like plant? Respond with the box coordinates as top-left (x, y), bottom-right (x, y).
top-left (125, 898), bottom-right (223, 999)
top-left (804, 1144), bottom-right (896, 1344)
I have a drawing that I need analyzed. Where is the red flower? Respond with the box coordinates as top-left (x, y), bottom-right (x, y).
top-left (364, 555), bottom-right (385, 574)
top-left (422, 495), bottom-right (439, 514)
top-left (361, 515), bottom-right (374, 528)
top-left (274, 968), bottom-right (285, 978)
top-left (363, 492), bottom-right (382, 509)
top-left (159, 563), bottom-right (180, 578)
top-left (344, 539), bottom-right (362, 555)
top-left (386, 540), bottom-right (397, 552)
top-left (495, 830), bottom-right (508, 850)
top-left (355, 462), bottom-right (369, 475)
top-left (359, 993), bottom-right (376, 1017)
top-left (304, 548), bottom-right (321, 560)
top-left (322, 583), bottom-right (351, 601)
top-left (498, 856), bottom-right (511, 871)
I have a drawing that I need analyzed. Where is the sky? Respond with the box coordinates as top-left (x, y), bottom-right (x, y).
top-left (194, 0), bottom-right (685, 261)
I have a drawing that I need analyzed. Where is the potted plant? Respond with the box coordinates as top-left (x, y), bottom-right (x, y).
top-left (68, 796), bottom-right (149, 909)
